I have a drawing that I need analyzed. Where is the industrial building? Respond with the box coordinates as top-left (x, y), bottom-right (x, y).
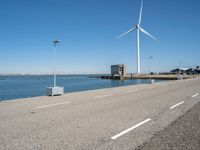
top-left (170, 66), bottom-right (200, 75)
top-left (111, 64), bottom-right (126, 77)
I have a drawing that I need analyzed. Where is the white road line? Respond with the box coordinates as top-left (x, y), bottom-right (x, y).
top-left (170, 101), bottom-right (184, 109)
top-left (126, 90), bottom-right (138, 93)
top-left (37, 101), bottom-right (71, 109)
top-left (111, 118), bottom-right (151, 140)
top-left (94, 94), bottom-right (113, 99)
top-left (192, 93), bottom-right (199, 98)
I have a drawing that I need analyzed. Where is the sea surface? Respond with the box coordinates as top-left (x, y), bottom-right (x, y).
top-left (0, 75), bottom-right (164, 101)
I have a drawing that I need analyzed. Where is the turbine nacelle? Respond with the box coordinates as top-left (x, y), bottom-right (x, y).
top-left (135, 24), bottom-right (140, 29)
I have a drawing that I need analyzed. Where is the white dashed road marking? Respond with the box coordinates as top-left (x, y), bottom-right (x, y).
top-left (111, 118), bottom-right (151, 140)
top-left (170, 101), bottom-right (184, 110)
top-left (126, 90), bottom-right (138, 93)
top-left (94, 94), bottom-right (113, 99)
top-left (37, 101), bottom-right (71, 109)
top-left (192, 93), bottom-right (199, 98)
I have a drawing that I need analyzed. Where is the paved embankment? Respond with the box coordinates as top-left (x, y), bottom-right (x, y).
top-left (0, 78), bottom-right (200, 150)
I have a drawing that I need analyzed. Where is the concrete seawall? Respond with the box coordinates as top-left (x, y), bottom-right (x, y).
top-left (100, 74), bottom-right (197, 80)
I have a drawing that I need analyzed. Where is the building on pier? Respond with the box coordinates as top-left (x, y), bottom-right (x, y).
top-left (111, 64), bottom-right (126, 77)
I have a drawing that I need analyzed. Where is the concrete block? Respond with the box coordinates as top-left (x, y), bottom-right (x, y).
top-left (46, 87), bottom-right (64, 96)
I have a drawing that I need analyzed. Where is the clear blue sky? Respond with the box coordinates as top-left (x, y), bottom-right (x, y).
top-left (0, 0), bottom-right (199, 74)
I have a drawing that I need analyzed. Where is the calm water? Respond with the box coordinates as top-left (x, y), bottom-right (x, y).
top-left (0, 75), bottom-right (163, 101)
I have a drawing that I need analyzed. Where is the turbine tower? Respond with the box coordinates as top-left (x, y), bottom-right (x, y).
top-left (116, 0), bottom-right (158, 74)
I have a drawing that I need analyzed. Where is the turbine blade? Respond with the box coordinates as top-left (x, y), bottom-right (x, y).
top-left (116, 27), bottom-right (136, 39)
top-left (138, 0), bottom-right (143, 25)
top-left (139, 27), bottom-right (158, 41)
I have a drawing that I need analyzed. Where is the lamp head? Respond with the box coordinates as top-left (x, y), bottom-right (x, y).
top-left (53, 40), bottom-right (60, 46)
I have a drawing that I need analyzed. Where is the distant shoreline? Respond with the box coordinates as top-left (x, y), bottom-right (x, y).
top-left (0, 74), bottom-right (106, 76)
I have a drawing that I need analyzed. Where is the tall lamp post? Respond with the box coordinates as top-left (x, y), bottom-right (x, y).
top-left (53, 40), bottom-right (60, 87)
top-left (178, 61), bottom-right (182, 80)
top-left (148, 56), bottom-right (153, 83)
top-left (46, 40), bottom-right (64, 96)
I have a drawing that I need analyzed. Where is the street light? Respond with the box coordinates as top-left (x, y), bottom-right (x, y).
top-left (53, 40), bottom-right (60, 87)
top-left (46, 40), bottom-right (64, 96)
top-left (148, 56), bottom-right (153, 83)
top-left (178, 61), bottom-right (182, 80)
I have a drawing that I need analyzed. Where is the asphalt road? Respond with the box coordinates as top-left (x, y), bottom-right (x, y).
top-left (138, 98), bottom-right (200, 150)
top-left (0, 78), bottom-right (200, 150)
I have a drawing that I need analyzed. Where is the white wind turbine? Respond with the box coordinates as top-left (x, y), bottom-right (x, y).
top-left (116, 0), bottom-right (158, 74)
